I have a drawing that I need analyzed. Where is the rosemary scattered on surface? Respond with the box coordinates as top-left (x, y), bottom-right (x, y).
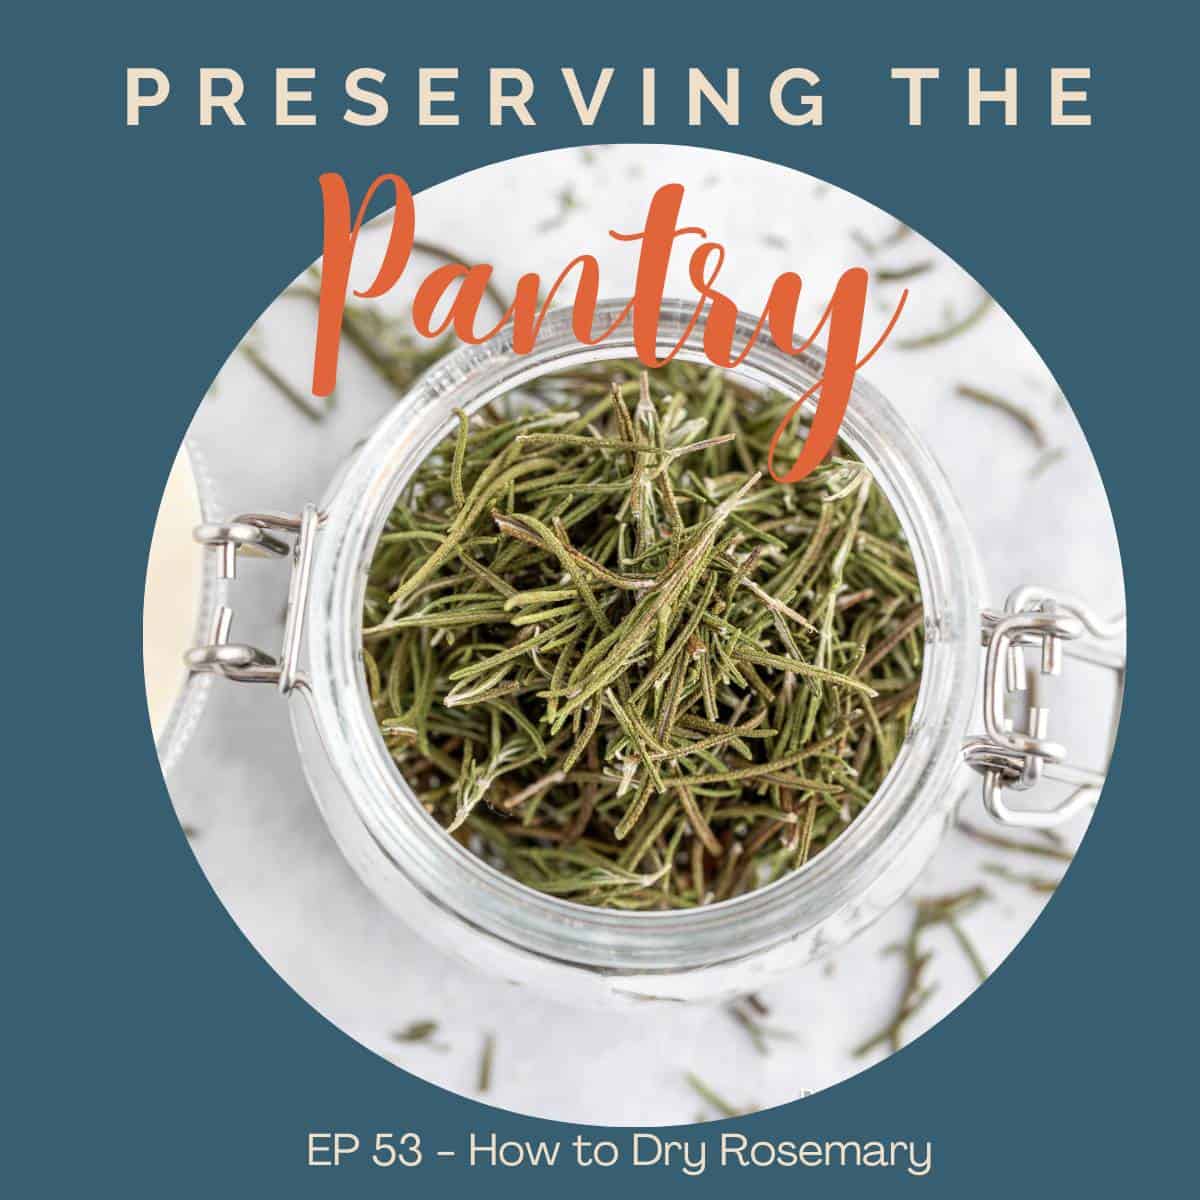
top-left (477, 1033), bottom-right (495, 1093)
top-left (292, 269), bottom-right (461, 395)
top-left (983, 863), bottom-right (1059, 895)
top-left (362, 362), bottom-right (924, 909)
top-left (241, 338), bottom-right (329, 422)
top-left (1030, 447), bottom-right (1067, 478)
top-left (956, 820), bottom-right (1071, 862)
top-left (853, 887), bottom-right (988, 1058)
top-left (726, 999), bottom-right (800, 1056)
top-left (743, 992), bottom-right (770, 1017)
top-left (875, 261), bottom-right (934, 283)
top-left (390, 1020), bottom-right (445, 1050)
top-left (686, 1072), bottom-right (751, 1118)
top-left (954, 383), bottom-right (1048, 450)
top-left (851, 220), bottom-right (912, 256)
top-left (536, 185), bottom-right (581, 233)
top-left (392, 1019), bottom-right (438, 1041)
top-left (896, 293), bottom-right (994, 350)
top-left (264, 260), bottom-right (502, 411)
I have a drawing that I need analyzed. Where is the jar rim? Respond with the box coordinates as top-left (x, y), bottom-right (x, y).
top-left (302, 299), bottom-right (982, 972)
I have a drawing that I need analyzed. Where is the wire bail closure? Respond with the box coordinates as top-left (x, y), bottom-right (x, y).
top-left (185, 507), bottom-right (320, 693)
top-left (962, 586), bottom-right (1125, 829)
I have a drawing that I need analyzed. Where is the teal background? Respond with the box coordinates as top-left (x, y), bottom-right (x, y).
top-left (8, 1), bottom-right (1189, 1192)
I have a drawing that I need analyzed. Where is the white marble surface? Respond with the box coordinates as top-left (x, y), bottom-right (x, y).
top-left (158, 146), bottom-right (1124, 1125)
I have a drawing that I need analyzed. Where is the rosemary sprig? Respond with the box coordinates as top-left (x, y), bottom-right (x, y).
top-left (365, 361), bottom-right (924, 908)
top-left (685, 1072), bottom-right (750, 1118)
top-left (954, 383), bottom-right (1050, 449)
top-left (956, 820), bottom-right (1072, 862)
top-left (983, 863), bottom-right (1060, 894)
top-left (240, 339), bottom-right (329, 422)
top-left (853, 887), bottom-right (988, 1057)
top-left (896, 293), bottom-right (994, 350)
top-left (875, 261), bottom-right (934, 283)
top-left (726, 1000), bottom-right (799, 1055)
top-left (390, 1020), bottom-right (446, 1051)
top-left (477, 1033), bottom-right (495, 1093)
top-left (851, 220), bottom-right (911, 256)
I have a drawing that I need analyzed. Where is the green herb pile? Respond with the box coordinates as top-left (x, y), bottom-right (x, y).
top-left (362, 362), bottom-right (924, 908)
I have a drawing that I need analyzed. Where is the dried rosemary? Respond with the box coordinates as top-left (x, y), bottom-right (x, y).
top-left (954, 383), bottom-right (1049, 450)
top-left (854, 886), bottom-right (988, 1058)
top-left (363, 361), bottom-right (924, 909)
top-left (896, 292), bottom-right (994, 350)
top-left (390, 1019), bottom-right (446, 1051)
top-left (726, 999), bottom-right (799, 1055)
top-left (956, 819), bottom-right (1071, 862)
top-left (477, 1033), bottom-right (495, 1093)
top-left (685, 1072), bottom-right (749, 1118)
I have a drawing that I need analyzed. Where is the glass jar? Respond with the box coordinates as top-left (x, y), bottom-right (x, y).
top-left (185, 299), bottom-right (1124, 1008)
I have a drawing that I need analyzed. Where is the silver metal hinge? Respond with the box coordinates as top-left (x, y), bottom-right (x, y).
top-left (185, 506), bottom-right (320, 694)
top-left (962, 586), bottom-right (1125, 829)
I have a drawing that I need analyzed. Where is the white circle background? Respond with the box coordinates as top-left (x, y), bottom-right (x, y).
top-left (156, 145), bottom-right (1123, 1124)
